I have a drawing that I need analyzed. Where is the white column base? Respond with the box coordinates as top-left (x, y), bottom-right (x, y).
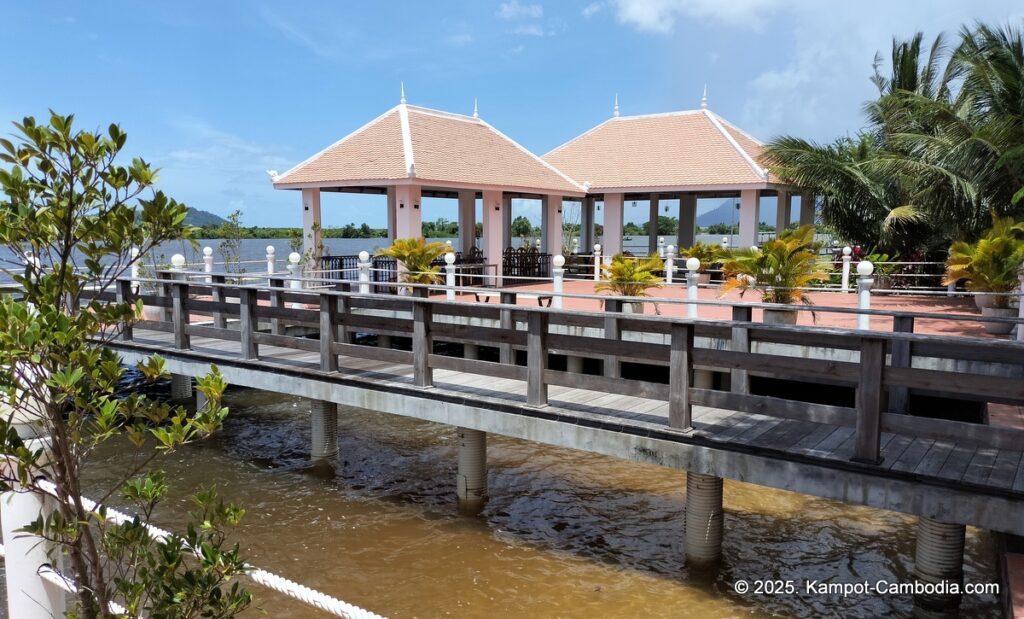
top-left (310, 400), bottom-right (339, 459)
top-left (170, 373), bottom-right (192, 401)
top-left (685, 472), bottom-right (724, 566)
top-left (913, 517), bottom-right (965, 611)
top-left (457, 427), bottom-right (487, 513)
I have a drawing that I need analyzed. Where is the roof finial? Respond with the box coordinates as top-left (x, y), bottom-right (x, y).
top-left (473, 97), bottom-right (479, 118)
top-left (613, 93), bottom-right (620, 118)
top-left (700, 84), bottom-right (708, 109)
top-left (400, 81), bottom-right (407, 104)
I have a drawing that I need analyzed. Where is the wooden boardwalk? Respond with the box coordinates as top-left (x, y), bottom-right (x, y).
top-left (98, 278), bottom-right (1024, 535)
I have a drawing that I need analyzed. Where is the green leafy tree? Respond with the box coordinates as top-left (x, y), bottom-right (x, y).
top-left (0, 113), bottom-right (250, 617)
top-left (511, 215), bottom-right (537, 239)
top-left (216, 209), bottom-right (244, 273)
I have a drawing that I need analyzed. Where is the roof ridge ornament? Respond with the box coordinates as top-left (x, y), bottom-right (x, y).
top-left (400, 81), bottom-right (407, 104)
top-left (473, 97), bottom-right (479, 118)
top-left (700, 84), bottom-right (708, 109)
top-left (613, 93), bottom-right (620, 118)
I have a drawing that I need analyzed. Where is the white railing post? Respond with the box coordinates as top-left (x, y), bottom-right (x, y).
top-left (357, 251), bottom-right (371, 295)
top-left (1017, 262), bottom-right (1024, 342)
top-left (665, 245), bottom-right (675, 285)
top-left (686, 257), bottom-right (701, 319)
top-left (203, 246), bottom-right (214, 283)
top-left (1, 395), bottom-right (65, 619)
top-left (552, 254), bottom-right (565, 309)
top-left (857, 260), bottom-right (874, 330)
top-left (130, 246), bottom-right (141, 294)
top-left (593, 244), bottom-right (602, 281)
top-left (445, 252), bottom-right (456, 301)
top-left (658, 236), bottom-right (665, 258)
top-left (841, 246), bottom-right (852, 292)
top-left (721, 236), bottom-right (730, 251)
top-left (266, 245), bottom-right (276, 276)
top-left (288, 252), bottom-right (303, 309)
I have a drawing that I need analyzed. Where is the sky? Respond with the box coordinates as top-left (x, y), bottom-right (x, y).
top-left (2, 1), bottom-right (1021, 228)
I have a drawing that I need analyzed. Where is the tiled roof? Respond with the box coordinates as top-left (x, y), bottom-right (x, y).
top-left (542, 109), bottom-right (769, 191)
top-left (274, 105), bottom-right (584, 195)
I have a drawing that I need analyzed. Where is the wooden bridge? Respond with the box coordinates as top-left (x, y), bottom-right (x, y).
top-left (95, 275), bottom-right (1024, 608)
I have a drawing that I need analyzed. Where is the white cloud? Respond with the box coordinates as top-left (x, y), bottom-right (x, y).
top-left (513, 24), bottom-right (546, 36)
top-left (508, 45), bottom-right (526, 54)
top-left (498, 1), bottom-right (543, 20)
top-left (611, 0), bottom-right (783, 32)
top-left (582, 2), bottom-right (604, 18)
top-left (257, 6), bottom-right (337, 60)
top-left (446, 33), bottom-right (474, 46)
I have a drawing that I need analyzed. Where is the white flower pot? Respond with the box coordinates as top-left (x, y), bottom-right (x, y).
top-left (981, 306), bottom-right (1016, 335)
top-left (763, 308), bottom-right (799, 325)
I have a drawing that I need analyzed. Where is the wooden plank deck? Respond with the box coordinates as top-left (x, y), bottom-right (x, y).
top-left (126, 328), bottom-right (1024, 497)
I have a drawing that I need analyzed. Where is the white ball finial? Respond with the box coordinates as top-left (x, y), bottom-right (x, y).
top-left (171, 253), bottom-right (186, 269)
top-left (594, 243), bottom-right (601, 253)
top-left (358, 250), bottom-right (370, 262)
top-left (857, 260), bottom-right (874, 277)
top-left (266, 245), bottom-right (276, 255)
top-left (553, 254), bottom-right (565, 268)
top-left (751, 246), bottom-right (759, 252)
top-left (722, 236), bottom-right (729, 244)
top-left (203, 246), bottom-right (213, 257)
top-left (444, 252), bottom-right (456, 265)
top-left (842, 246), bottom-right (852, 256)
top-left (666, 245), bottom-right (675, 255)
top-left (686, 257), bottom-right (701, 272)
top-left (288, 251), bottom-right (302, 265)
top-left (613, 93), bottom-right (620, 118)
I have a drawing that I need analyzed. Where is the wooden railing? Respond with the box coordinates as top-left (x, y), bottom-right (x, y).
top-left (100, 278), bottom-right (1024, 468)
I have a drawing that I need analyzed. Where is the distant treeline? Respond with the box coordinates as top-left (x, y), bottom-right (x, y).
top-left (195, 223), bottom-right (388, 239)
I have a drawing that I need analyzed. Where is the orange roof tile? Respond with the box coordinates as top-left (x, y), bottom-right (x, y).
top-left (543, 109), bottom-right (769, 191)
top-left (274, 105), bottom-right (583, 195)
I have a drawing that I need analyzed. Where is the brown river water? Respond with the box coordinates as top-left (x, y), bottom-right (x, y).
top-left (12, 386), bottom-right (1002, 618)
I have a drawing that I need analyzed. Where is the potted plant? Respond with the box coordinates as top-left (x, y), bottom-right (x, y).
top-left (861, 251), bottom-right (897, 290)
top-left (943, 215), bottom-right (1024, 333)
top-left (378, 237), bottom-right (448, 296)
top-left (680, 242), bottom-right (720, 285)
top-left (595, 253), bottom-right (664, 313)
top-left (720, 225), bottom-right (831, 324)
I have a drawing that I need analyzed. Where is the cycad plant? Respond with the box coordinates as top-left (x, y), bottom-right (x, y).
top-left (720, 225), bottom-right (832, 304)
top-left (596, 254), bottom-right (664, 298)
top-left (943, 215), bottom-right (1024, 308)
top-left (680, 241), bottom-right (720, 272)
top-left (378, 237), bottom-right (448, 285)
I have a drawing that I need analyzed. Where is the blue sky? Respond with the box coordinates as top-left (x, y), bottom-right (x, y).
top-left (2, 1), bottom-right (1021, 228)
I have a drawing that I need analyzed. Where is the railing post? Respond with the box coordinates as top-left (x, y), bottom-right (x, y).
top-left (116, 278), bottom-right (135, 341)
top-left (658, 236), bottom-right (665, 258)
top-left (266, 245), bottom-right (276, 279)
top-left (1017, 262), bottom-right (1024, 342)
top-left (239, 287), bottom-right (258, 360)
top-left (358, 251), bottom-right (371, 294)
top-left (269, 277), bottom-right (285, 335)
top-left (669, 322), bottom-right (694, 429)
top-left (854, 336), bottom-right (885, 464)
top-left (889, 315), bottom-right (914, 414)
top-left (685, 257), bottom-right (700, 319)
top-left (603, 298), bottom-right (621, 379)
top-left (171, 280), bottom-right (190, 350)
top-left (129, 245), bottom-right (141, 294)
top-left (444, 252), bottom-right (456, 301)
top-left (288, 252), bottom-right (303, 309)
top-left (320, 293), bottom-right (338, 372)
top-left (211, 274), bottom-right (226, 329)
top-left (552, 255), bottom-right (565, 309)
top-left (857, 260), bottom-right (874, 330)
top-left (413, 301), bottom-right (433, 387)
top-left (593, 243), bottom-right (601, 281)
top-left (499, 291), bottom-right (516, 365)
top-left (665, 245), bottom-right (675, 285)
top-left (527, 311), bottom-right (548, 406)
top-left (840, 246), bottom-right (852, 292)
top-left (730, 306), bottom-right (751, 394)
top-left (203, 246), bottom-right (214, 282)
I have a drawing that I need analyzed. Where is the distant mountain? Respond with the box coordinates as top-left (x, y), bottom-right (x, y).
top-left (696, 199), bottom-right (739, 227)
top-left (184, 208), bottom-right (227, 227)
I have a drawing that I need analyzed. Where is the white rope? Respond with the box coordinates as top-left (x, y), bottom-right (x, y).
top-left (35, 480), bottom-right (384, 618)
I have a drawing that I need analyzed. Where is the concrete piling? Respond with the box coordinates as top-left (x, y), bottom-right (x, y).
top-left (310, 400), bottom-right (339, 459)
top-left (685, 472), bottom-right (724, 566)
top-left (913, 517), bottom-right (966, 612)
top-left (170, 373), bottom-right (192, 401)
top-left (456, 427), bottom-right (487, 513)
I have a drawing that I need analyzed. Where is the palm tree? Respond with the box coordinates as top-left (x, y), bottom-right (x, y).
top-left (595, 254), bottom-right (664, 311)
top-left (378, 237), bottom-right (448, 286)
top-left (720, 225), bottom-right (832, 305)
top-left (943, 214), bottom-right (1024, 309)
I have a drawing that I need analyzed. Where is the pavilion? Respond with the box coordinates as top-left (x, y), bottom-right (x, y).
top-left (271, 88), bottom-right (813, 278)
